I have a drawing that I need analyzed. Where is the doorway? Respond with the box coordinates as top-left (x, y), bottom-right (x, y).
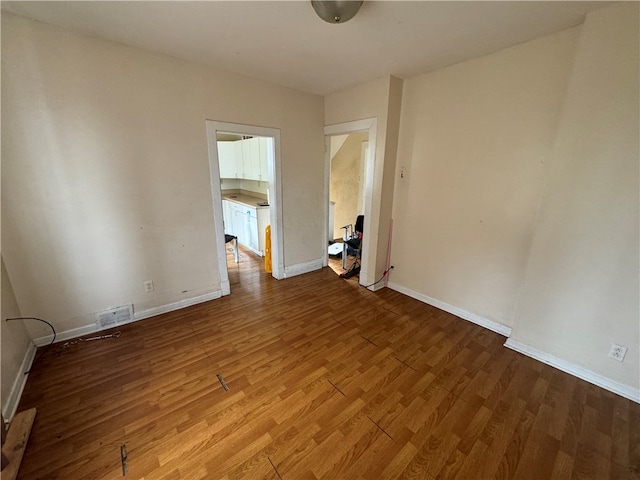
top-left (206, 121), bottom-right (284, 296)
top-left (323, 118), bottom-right (377, 287)
top-left (326, 133), bottom-right (368, 277)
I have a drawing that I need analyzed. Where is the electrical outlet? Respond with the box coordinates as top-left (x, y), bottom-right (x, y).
top-left (144, 280), bottom-right (154, 293)
top-left (608, 343), bottom-right (627, 362)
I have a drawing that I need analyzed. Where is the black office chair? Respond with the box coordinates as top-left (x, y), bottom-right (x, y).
top-left (340, 215), bottom-right (363, 278)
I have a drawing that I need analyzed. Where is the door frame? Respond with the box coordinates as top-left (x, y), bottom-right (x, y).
top-left (323, 118), bottom-right (377, 287)
top-left (206, 121), bottom-right (284, 295)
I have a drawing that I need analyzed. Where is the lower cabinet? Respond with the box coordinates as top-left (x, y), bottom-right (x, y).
top-left (243, 208), bottom-right (259, 253)
top-left (222, 200), bottom-right (270, 257)
top-left (223, 200), bottom-right (235, 236)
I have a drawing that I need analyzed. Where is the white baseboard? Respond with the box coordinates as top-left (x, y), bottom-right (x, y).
top-left (505, 339), bottom-right (640, 404)
top-left (33, 324), bottom-right (97, 347)
top-left (385, 282), bottom-right (638, 403)
top-left (2, 341), bottom-right (36, 421)
top-left (284, 258), bottom-right (323, 278)
top-left (134, 290), bottom-right (222, 322)
top-left (33, 290), bottom-right (223, 347)
top-left (387, 282), bottom-right (512, 337)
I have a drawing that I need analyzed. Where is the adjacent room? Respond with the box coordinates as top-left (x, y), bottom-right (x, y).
top-left (327, 131), bottom-right (368, 278)
top-left (1, 1), bottom-right (638, 479)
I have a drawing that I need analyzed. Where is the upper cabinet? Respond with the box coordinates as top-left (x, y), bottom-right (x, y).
top-left (218, 137), bottom-right (269, 181)
top-left (259, 137), bottom-right (271, 181)
top-left (218, 141), bottom-right (243, 179)
top-left (242, 137), bottom-right (261, 181)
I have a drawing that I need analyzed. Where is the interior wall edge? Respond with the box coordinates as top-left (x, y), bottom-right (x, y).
top-left (1, 341), bottom-right (36, 422)
top-left (504, 338), bottom-right (640, 404)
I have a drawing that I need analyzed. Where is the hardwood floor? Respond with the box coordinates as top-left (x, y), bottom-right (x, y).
top-left (15, 246), bottom-right (639, 479)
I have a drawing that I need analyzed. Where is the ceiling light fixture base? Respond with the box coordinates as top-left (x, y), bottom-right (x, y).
top-left (311, 1), bottom-right (363, 24)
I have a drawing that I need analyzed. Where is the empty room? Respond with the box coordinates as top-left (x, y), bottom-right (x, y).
top-left (1, 1), bottom-right (638, 479)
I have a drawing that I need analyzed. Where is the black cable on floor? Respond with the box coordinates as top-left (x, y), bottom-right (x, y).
top-left (361, 266), bottom-right (394, 289)
top-left (5, 317), bottom-right (57, 373)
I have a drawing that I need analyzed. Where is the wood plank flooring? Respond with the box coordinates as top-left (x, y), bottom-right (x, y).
top-left (327, 240), bottom-right (360, 279)
top-left (14, 246), bottom-right (640, 479)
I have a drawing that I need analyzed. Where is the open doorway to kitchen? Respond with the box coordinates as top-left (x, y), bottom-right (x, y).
top-left (323, 118), bottom-right (377, 286)
top-left (206, 121), bottom-right (284, 296)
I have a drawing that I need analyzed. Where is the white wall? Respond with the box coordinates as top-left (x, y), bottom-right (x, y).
top-left (1, 14), bottom-right (324, 339)
top-left (389, 3), bottom-right (639, 397)
top-left (390, 27), bottom-right (580, 329)
top-left (511, 3), bottom-right (639, 392)
top-left (324, 75), bottom-right (403, 285)
top-left (1, 258), bottom-right (34, 418)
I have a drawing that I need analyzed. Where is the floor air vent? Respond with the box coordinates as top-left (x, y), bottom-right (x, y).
top-left (96, 305), bottom-right (134, 329)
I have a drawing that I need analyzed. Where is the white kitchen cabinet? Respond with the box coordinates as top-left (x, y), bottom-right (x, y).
top-left (259, 137), bottom-right (271, 182)
top-left (217, 141), bottom-right (243, 179)
top-left (242, 137), bottom-right (263, 181)
top-left (222, 198), bottom-right (270, 257)
top-left (222, 200), bottom-right (246, 244)
top-left (240, 140), bottom-right (254, 180)
top-left (222, 200), bottom-right (234, 236)
top-left (218, 142), bottom-right (235, 179)
top-left (219, 138), bottom-right (268, 181)
top-left (232, 204), bottom-right (247, 246)
top-left (245, 209), bottom-right (259, 252)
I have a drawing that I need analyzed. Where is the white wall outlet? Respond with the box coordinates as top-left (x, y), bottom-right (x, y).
top-left (608, 343), bottom-right (627, 362)
top-left (144, 280), bottom-right (154, 293)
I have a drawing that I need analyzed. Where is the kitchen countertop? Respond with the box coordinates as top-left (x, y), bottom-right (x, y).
top-left (222, 193), bottom-right (269, 209)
